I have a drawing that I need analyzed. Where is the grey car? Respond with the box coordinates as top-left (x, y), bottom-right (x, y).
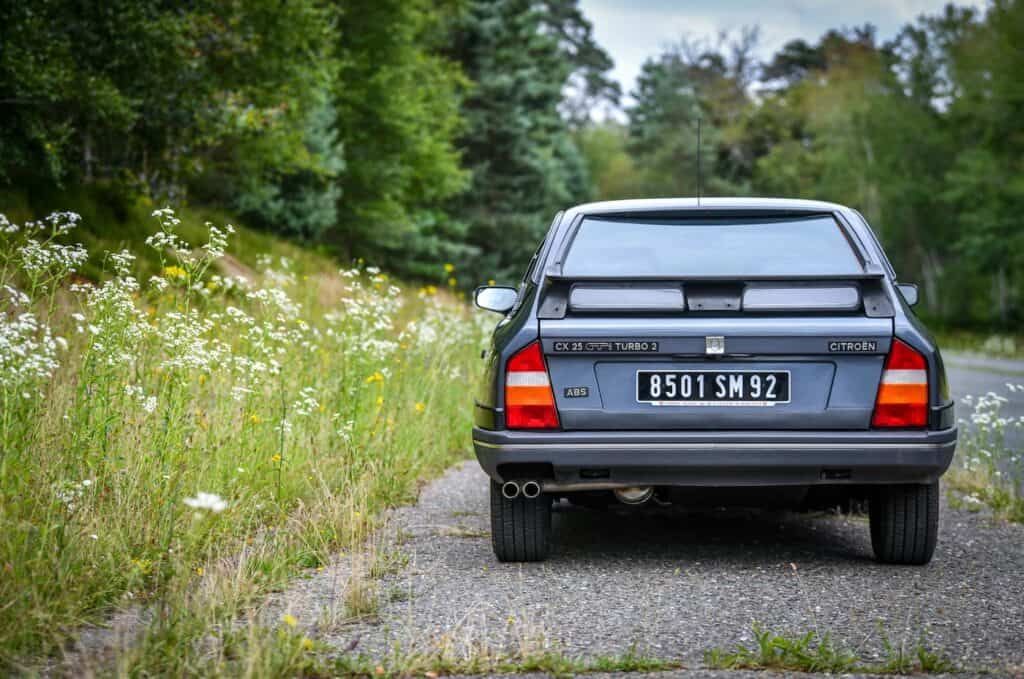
top-left (472, 198), bottom-right (956, 565)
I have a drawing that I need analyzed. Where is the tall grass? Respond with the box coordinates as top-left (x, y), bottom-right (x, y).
top-left (0, 209), bottom-right (488, 671)
top-left (947, 387), bottom-right (1024, 522)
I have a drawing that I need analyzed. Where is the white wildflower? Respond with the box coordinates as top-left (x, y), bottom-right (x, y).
top-left (183, 492), bottom-right (228, 513)
top-left (4, 285), bottom-right (30, 307)
top-left (0, 311), bottom-right (60, 395)
top-left (230, 385), bottom-right (253, 402)
top-left (292, 387), bottom-right (320, 416)
top-left (108, 249), bottom-right (135, 277)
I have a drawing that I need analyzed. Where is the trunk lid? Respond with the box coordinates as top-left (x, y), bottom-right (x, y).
top-left (541, 314), bottom-right (892, 430)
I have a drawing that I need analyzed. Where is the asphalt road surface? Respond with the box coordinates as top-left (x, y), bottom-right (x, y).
top-left (274, 357), bottom-right (1024, 675)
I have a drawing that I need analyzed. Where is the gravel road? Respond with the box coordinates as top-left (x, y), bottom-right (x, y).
top-left (271, 359), bottom-right (1024, 675)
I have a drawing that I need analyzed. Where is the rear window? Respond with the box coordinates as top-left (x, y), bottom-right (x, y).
top-left (561, 215), bottom-right (863, 278)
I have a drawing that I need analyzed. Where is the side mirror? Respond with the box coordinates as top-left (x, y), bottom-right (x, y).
top-left (474, 286), bottom-right (518, 314)
top-left (897, 283), bottom-right (919, 307)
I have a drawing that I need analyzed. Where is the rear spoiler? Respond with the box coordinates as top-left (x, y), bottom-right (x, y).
top-left (537, 273), bottom-right (894, 320)
top-left (543, 271), bottom-right (887, 283)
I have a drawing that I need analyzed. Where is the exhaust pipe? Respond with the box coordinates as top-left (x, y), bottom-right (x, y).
top-left (501, 481), bottom-right (521, 499)
top-left (613, 486), bottom-right (654, 506)
top-left (521, 480), bottom-right (541, 499)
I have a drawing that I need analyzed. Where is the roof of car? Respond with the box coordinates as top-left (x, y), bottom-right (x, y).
top-left (566, 197), bottom-right (852, 218)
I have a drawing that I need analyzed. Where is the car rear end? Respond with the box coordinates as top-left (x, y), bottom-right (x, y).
top-left (473, 201), bottom-right (956, 564)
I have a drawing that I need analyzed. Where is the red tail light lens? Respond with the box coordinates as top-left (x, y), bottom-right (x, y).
top-left (871, 339), bottom-right (929, 428)
top-left (505, 341), bottom-right (559, 429)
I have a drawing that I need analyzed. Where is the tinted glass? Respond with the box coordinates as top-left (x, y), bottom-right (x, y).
top-left (561, 215), bottom-right (863, 277)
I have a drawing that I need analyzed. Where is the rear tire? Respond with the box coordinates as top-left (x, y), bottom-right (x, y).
top-left (869, 482), bottom-right (939, 565)
top-left (490, 481), bottom-right (551, 562)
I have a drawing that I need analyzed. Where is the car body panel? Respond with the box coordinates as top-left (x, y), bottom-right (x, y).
top-left (541, 315), bottom-right (892, 430)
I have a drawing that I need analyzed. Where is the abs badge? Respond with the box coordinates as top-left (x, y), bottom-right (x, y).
top-left (564, 386), bottom-right (589, 398)
top-left (705, 336), bottom-right (725, 355)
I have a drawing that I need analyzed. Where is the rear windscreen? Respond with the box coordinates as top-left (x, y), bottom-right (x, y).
top-left (561, 215), bottom-right (863, 277)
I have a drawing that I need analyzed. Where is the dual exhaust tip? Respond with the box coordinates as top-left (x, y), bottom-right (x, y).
top-left (501, 481), bottom-right (655, 506)
top-left (501, 480), bottom-right (541, 500)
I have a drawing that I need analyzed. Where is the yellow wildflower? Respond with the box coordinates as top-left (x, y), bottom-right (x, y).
top-left (272, 453), bottom-right (282, 463)
top-left (425, 285), bottom-right (437, 295)
top-left (376, 396), bottom-right (384, 406)
top-left (163, 265), bottom-right (187, 279)
top-left (196, 567), bottom-right (204, 576)
top-left (444, 262), bottom-right (455, 273)
top-left (301, 637), bottom-right (314, 651)
top-left (250, 414), bottom-right (262, 424)
top-left (447, 277), bottom-right (457, 287)
top-left (282, 613), bottom-right (297, 627)
top-left (488, 279), bottom-right (496, 286)
top-left (415, 402), bottom-right (426, 413)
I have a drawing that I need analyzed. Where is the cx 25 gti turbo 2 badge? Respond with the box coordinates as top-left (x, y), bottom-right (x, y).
top-left (551, 340), bottom-right (659, 353)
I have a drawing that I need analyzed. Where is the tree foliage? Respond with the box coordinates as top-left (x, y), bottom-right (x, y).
top-left (444, 0), bottom-right (616, 280)
top-left (1, 0), bottom-right (1021, 327)
top-left (330, 0), bottom-right (469, 274)
top-left (582, 4), bottom-right (1024, 328)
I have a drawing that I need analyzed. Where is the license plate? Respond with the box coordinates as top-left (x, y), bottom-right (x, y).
top-left (636, 370), bottom-right (790, 406)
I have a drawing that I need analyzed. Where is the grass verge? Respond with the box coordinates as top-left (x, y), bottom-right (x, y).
top-left (332, 642), bottom-right (680, 678)
top-left (705, 624), bottom-right (955, 675)
top-left (0, 206), bottom-right (487, 673)
top-left (944, 388), bottom-right (1024, 522)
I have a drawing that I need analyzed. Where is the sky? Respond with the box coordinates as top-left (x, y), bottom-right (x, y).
top-left (579, 0), bottom-right (988, 105)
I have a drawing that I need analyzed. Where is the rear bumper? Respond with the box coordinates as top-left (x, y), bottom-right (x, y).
top-left (472, 427), bottom-right (957, 489)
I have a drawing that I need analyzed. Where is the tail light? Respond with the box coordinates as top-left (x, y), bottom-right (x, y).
top-left (505, 341), bottom-right (559, 429)
top-left (871, 338), bottom-right (929, 428)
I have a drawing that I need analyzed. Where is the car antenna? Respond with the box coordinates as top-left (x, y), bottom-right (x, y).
top-left (696, 117), bottom-right (703, 207)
